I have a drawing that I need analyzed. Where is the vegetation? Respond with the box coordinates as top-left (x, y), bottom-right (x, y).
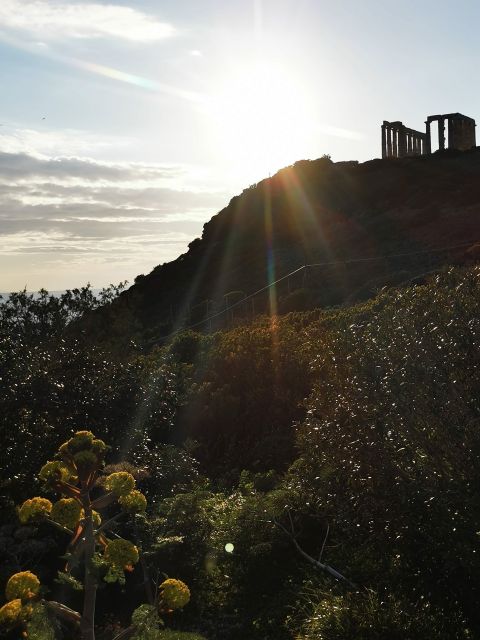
top-left (2, 265), bottom-right (480, 638)
top-left (1, 430), bottom-right (193, 640)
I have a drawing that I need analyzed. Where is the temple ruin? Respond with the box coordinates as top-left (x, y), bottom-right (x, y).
top-left (381, 112), bottom-right (476, 159)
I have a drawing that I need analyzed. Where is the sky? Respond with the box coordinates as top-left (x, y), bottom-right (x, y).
top-left (1, 0), bottom-right (480, 291)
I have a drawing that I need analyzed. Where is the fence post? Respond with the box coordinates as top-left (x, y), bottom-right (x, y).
top-left (302, 266), bottom-right (309, 288)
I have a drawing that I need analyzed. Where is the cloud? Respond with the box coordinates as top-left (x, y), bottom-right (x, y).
top-left (0, 229), bottom-right (192, 255)
top-left (0, 1), bottom-right (175, 42)
top-left (0, 151), bottom-right (185, 184)
top-left (0, 144), bottom-right (228, 288)
top-left (0, 127), bottom-right (132, 157)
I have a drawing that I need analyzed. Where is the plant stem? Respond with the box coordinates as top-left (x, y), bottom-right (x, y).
top-left (80, 488), bottom-right (97, 640)
top-left (44, 600), bottom-right (81, 624)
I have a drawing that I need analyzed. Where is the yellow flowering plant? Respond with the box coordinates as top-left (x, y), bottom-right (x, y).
top-left (118, 489), bottom-right (147, 514)
top-left (0, 573), bottom-right (53, 636)
top-left (105, 471), bottom-right (136, 496)
top-left (5, 571), bottom-right (41, 601)
top-left (51, 498), bottom-right (83, 529)
top-left (0, 598), bottom-right (22, 628)
top-left (18, 497), bottom-right (52, 524)
top-left (2, 429), bottom-right (191, 640)
top-left (159, 579), bottom-right (191, 612)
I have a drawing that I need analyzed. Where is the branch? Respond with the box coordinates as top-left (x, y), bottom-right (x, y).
top-left (45, 518), bottom-right (73, 536)
top-left (112, 625), bottom-right (137, 640)
top-left (133, 520), bottom-right (155, 606)
top-left (44, 600), bottom-right (81, 625)
top-left (139, 552), bottom-right (155, 606)
top-left (66, 539), bottom-right (86, 571)
top-left (91, 491), bottom-right (116, 510)
top-left (272, 518), bottom-right (357, 589)
top-left (319, 523), bottom-right (330, 562)
top-left (52, 481), bottom-right (81, 498)
top-left (95, 512), bottom-right (124, 535)
top-left (70, 522), bottom-right (84, 547)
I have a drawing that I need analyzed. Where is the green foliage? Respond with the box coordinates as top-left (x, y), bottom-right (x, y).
top-left (0, 283), bottom-right (126, 344)
top-left (168, 331), bottom-right (212, 365)
top-left (292, 266), bottom-right (480, 633)
top-left (4, 266), bottom-right (480, 638)
top-left (155, 632), bottom-right (206, 640)
top-left (293, 589), bottom-right (471, 640)
top-left (129, 444), bottom-right (205, 506)
top-left (0, 334), bottom-right (180, 507)
top-left (178, 319), bottom-right (312, 477)
top-left (129, 604), bottom-right (206, 640)
top-left (24, 603), bottom-right (56, 640)
top-left (55, 571), bottom-right (83, 591)
top-left (152, 483), bottom-right (301, 639)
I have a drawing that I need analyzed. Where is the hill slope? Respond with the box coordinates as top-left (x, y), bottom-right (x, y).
top-left (84, 149), bottom-right (480, 346)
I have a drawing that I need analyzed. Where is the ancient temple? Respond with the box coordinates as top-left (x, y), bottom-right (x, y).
top-left (381, 113), bottom-right (476, 159)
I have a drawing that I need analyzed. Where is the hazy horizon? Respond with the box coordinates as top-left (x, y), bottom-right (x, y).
top-left (1, 0), bottom-right (480, 290)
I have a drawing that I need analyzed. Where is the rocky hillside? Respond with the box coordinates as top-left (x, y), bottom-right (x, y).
top-left (83, 149), bottom-right (480, 348)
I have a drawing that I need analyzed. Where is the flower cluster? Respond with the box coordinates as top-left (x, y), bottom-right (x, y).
top-left (159, 579), bottom-right (190, 611)
top-left (0, 599), bottom-right (22, 627)
top-left (118, 489), bottom-right (147, 514)
top-left (104, 538), bottom-right (139, 569)
top-left (0, 572), bottom-right (42, 632)
top-left (5, 571), bottom-right (41, 601)
top-left (18, 497), bottom-right (52, 524)
top-left (103, 538), bottom-right (139, 585)
top-left (58, 430), bottom-right (107, 477)
top-left (38, 460), bottom-right (76, 486)
top-left (51, 498), bottom-right (83, 529)
top-left (105, 471), bottom-right (136, 497)
top-left (59, 430), bottom-right (95, 454)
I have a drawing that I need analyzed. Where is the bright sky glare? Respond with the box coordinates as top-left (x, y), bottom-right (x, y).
top-left (1, 0), bottom-right (479, 290)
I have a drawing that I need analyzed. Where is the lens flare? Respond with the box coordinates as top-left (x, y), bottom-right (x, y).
top-left (263, 179), bottom-right (277, 319)
top-left (0, 30), bottom-right (204, 103)
top-left (69, 59), bottom-right (203, 103)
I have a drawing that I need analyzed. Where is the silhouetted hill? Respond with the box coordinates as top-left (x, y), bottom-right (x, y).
top-left (83, 150), bottom-right (480, 348)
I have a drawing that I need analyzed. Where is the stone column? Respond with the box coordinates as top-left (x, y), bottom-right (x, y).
top-left (386, 126), bottom-right (393, 158)
top-left (398, 125), bottom-right (407, 157)
top-left (438, 117), bottom-right (445, 151)
top-left (392, 128), bottom-right (398, 157)
top-left (447, 117), bottom-right (454, 149)
top-left (425, 121), bottom-right (431, 154)
top-left (381, 123), bottom-right (387, 158)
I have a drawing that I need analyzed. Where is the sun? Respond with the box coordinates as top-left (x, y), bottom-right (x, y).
top-left (209, 58), bottom-right (315, 184)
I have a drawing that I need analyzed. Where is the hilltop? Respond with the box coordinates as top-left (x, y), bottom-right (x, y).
top-left (82, 148), bottom-right (480, 348)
